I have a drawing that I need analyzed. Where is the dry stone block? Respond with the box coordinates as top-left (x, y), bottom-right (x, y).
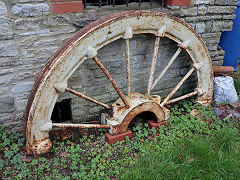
top-left (0, 1), bottom-right (7, 16)
top-left (213, 20), bottom-right (233, 32)
top-left (215, 0), bottom-right (238, 5)
top-left (12, 3), bottom-right (49, 17)
top-left (12, 0), bottom-right (43, 3)
top-left (197, 5), bottom-right (207, 16)
top-left (14, 18), bottom-right (41, 30)
top-left (208, 6), bottom-right (236, 14)
top-left (0, 96), bottom-right (15, 113)
top-left (0, 40), bottom-right (18, 57)
top-left (195, 0), bottom-right (214, 5)
top-left (195, 22), bottom-right (206, 34)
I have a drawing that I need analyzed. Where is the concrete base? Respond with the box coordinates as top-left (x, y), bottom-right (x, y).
top-left (148, 120), bottom-right (167, 129)
top-left (105, 130), bottom-right (133, 145)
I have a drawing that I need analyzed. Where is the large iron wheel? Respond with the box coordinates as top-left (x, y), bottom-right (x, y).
top-left (24, 11), bottom-right (213, 155)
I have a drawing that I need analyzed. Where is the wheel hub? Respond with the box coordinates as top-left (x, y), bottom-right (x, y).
top-left (101, 92), bottom-right (169, 134)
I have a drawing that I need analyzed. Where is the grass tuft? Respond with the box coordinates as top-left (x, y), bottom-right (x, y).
top-left (0, 100), bottom-right (239, 179)
top-left (121, 128), bottom-right (240, 179)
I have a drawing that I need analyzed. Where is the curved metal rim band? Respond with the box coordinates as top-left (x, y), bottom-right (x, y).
top-left (24, 10), bottom-right (213, 152)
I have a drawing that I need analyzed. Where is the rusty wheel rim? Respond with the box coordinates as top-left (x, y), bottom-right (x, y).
top-left (24, 10), bottom-right (213, 154)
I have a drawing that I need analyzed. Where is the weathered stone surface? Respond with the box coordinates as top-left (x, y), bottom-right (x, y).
top-left (209, 49), bottom-right (225, 57)
top-left (202, 33), bottom-right (221, 44)
top-left (222, 14), bottom-right (236, 20)
top-left (0, 74), bottom-right (14, 85)
top-left (0, 17), bottom-right (13, 40)
top-left (0, 68), bottom-right (14, 76)
top-left (185, 15), bottom-right (222, 22)
top-left (12, 0), bottom-right (43, 3)
top-left (195, 22), bottom-right (206, 34)
top-left (0, 58), bottom-right (22, 67)
top-left (14, 99), bottom-right (28, 111)
top-left (19, 35), bottom-right (38, 48)
top-left (18, 29), bottom-right (50, 36)
top-left (12, 82), bottom-right (34, 99)
top-left (213, 20), bottom-right (233, 32)
top-left (197, 5), bottom-right (207, 16)
top-left (39, 26), bottom-right (76, 37)
top-left (0, 1), bottom-right (7, 16)
top-left (179, 7), bottom-right (198, 17)
top-left (208, 6), bottom-right (236, 14)
top-left (12, 3), bottom-right (49, 17)
top-left (36, 46), bottom-right (58, 55)
top-left (33, 39), bottom-right (58, 48)
top-left (205, 43), bottom-right (218, 51)
top-left (14, 18), bottom-right (41, 30)
top-left (0, 40), bottom-right (18, 57)
top-left (0, 32), bottom-right (13, 40)
top-left (12, 82), bottom-right (34, 94)
top-left (215, 0), bottom-right (238, 5)
top-left (18, 26), bottom-right (76, 37)
top-left (195, 0), bottom-right (214, 5)
top-left (21, 49), bottom-right (35, 58)
top-left (205, 21), bottom-right (213, 32)
top-left (43, 16), bottom-right (70, 26)
top-left (0, 96), bottom-right (15, 113)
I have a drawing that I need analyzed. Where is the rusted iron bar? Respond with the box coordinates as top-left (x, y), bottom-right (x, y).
top-left (146, 36), bottom-right (161, 97)
top-left (126, 39), bottom-right (131, 96)
top-left (52, 123), bottom-right (111, 129)
top-left (83, 0), bottom-right (86, 8)
top-left (161, 67), bottom-right (195, 106)
top-left (151, 47), bottom-right (182, 91)
top-left (113, 0), bottom-right (115, 7)
top-left (92, 56), bottom-right (130, 108)
top-left (166, 91), bottom-right (198, 105)
top-left (126, 0), bottom-right (129, 7)
top-left (66, 87), bottom-right (111, 109)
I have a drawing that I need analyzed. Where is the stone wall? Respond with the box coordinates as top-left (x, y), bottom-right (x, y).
top-left (0, 0), bottom-right (238, 131)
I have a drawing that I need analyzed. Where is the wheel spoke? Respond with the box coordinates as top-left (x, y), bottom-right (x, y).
top-left (151, 47), bottom-right (182, 91)
top-left (123, 26), bottom-right (133, 96)
top-left (166, 90), bottom-right (198, 105)
top-left (92, 56), bottom-right (130, 108)
top-left (126, 39), bottom-right (131, 96)
top-left (160, 66), bottom-right (195, 106)
top-left (52, 123), bottom-right (110, 129)
top-left (146, 26), bottom-right (166, 97)
top-left (151, 40), bottom-right (191, 91)
top-left (66, 87), bottom-right (111, 109)
top-left (146, 36), bottom-right (161, 96)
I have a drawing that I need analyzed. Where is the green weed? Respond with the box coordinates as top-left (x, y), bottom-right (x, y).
top-left (0, 100), bottom-right (239, 179)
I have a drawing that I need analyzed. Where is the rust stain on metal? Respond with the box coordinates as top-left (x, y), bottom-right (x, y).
top-left (52, 123), bottom-right (111, 128)
top-left (66, 87), bottom-right (111, 109)
top-left (166, 91), bottom-right (198, 105)
top-left (151, 47), bottom-right (182, 91)
top-left (112, 102), bottom-right (165, 134)
top-left (161, 67), bottom-right (195, 106)
top-left (125, 39), bottom-right (131, 96)
top-left (92, 56), bottom-right (130, 109)
top-left (146, 36), bottom-right (160, 97)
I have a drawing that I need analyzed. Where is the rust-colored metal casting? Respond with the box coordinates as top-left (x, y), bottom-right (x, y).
top-left (24, 10), bottom-right (213, 155)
